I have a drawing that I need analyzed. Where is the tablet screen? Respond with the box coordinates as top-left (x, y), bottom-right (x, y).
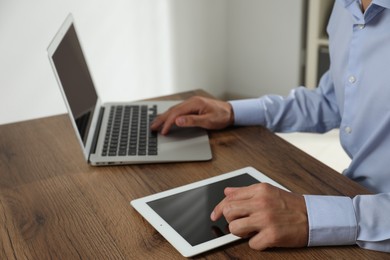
top-left (147, 173), bottom-right (259, 246)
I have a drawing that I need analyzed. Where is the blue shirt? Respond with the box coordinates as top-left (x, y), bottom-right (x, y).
top-left (229, 0), bottom-right (390, 252)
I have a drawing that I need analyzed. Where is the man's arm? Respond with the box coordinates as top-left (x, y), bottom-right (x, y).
top-left (152, 71), bottom-right (341, 135)
top-left (230, 71), bottom-right (341, 133)
top-left (212, 187), bottom-right (390, 252)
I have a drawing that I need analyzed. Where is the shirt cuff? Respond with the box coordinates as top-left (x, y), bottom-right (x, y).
top-left (304, 195), bottom-right (357, 247)
top-left (228, 99), bottom-right (266, 125)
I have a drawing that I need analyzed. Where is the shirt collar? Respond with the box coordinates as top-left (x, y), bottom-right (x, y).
top-left (373, 0), bottom-right (390, 9)
top-left (339, 0), bottom-right (390, 9)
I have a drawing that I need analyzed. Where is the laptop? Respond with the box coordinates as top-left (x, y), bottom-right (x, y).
top-left (47, 14), bottom-right (212, 165)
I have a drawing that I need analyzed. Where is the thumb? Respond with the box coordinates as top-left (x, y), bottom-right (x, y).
top-left (175, 115), bottom-right (209, 129)
top-left (175, 116), bottom-right (187, 127)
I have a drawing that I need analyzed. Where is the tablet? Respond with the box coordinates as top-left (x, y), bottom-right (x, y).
top-left (130, 166), bottom-right (289, 257)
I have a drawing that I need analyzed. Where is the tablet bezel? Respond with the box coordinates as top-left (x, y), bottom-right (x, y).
top-left (130, 166), bottom-right (289, 257)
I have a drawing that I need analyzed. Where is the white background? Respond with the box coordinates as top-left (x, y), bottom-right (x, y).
top-left (0, 0), bottom-right (305, 124)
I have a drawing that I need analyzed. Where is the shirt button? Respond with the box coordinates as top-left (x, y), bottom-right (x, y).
top-left (357, 24), bottom-right (365, 29)
top-left (348, 76), bottom-right (356, 84)
top-left (345, 126), bottom-right (352, 134)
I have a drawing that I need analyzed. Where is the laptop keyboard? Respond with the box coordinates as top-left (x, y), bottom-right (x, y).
top-left (102, 105), bottom-right (158, 156)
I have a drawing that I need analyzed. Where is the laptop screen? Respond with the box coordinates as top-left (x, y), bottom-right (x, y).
top-left (52, 24), bottom-right (98, 145)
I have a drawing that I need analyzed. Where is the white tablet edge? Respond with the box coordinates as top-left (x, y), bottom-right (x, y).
top-left (130, 166), bottom-right (289, 257)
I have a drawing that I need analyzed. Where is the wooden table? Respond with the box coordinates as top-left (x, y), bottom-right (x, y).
top-left (1, 89), bottom-right (388, 259)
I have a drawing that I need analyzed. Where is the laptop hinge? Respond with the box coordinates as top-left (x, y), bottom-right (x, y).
top-left (90, 107), bottom-right (105, 156)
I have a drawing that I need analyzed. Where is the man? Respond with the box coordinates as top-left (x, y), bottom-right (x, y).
top-left (151, 0), bottom-right (390, 252)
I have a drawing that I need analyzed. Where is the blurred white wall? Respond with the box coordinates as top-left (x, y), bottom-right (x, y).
top-left (227, 0), bottom-right (306, 98)
top-left (168, 0), bottom-right (228, 97)
top-left (0, 0), bottom-right (305, 125)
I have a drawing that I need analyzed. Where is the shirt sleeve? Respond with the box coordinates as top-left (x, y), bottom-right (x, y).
top-left (229, 71), bottom-right (341, 133)
top-left (304, 194), bottom-right (390, 252)
top-left (353, 193), bottom-right (390, 252)
top-left (303, 195), bottom-right (357, 246)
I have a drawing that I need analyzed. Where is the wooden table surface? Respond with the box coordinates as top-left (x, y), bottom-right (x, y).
top-left (1, 89), bottom-right (388, 259)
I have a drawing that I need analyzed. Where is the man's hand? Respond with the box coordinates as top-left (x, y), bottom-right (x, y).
top-left (211, 183), bottom-right (308, 250)
top-left (150, 96), bottom-right (234, 135)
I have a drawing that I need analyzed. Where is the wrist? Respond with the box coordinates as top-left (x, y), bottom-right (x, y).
top-left (227, 102), bottom-right (235, 126)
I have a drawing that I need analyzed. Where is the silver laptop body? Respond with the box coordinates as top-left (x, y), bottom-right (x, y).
top-left (47, 14), bottom-right (212, 165)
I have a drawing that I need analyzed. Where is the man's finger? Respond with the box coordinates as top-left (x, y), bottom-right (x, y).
top-left (222, 200), bottom-right (253, 223)
top-left (228, 216), bottom-right (262, 238)
top-left (211, 186), bottom-right (258, 222)
top-left (175, 114), bottom-right (215, 129)
top-left (210, 197), bottom-right (228, 221)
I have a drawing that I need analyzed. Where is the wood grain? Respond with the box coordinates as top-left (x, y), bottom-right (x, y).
top-left (0, 89), bottom-right (388, 259)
